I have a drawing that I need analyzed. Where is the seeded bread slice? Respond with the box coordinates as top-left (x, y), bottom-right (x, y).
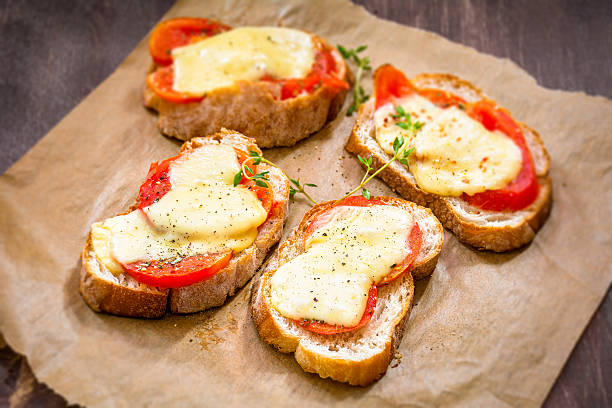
top-left (143, 32), bottom-right (352, 148)
top-left (346, 70), bottom-right (552, 252)
top-left (251, 197), bottom-right (443, 386)
top-left (79, 129), bottom-right (290, 318)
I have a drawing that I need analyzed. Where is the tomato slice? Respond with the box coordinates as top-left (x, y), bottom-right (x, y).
top-left (296, 286), bottom-right (377, 335)
top-left (374, 64), bottom-right (415, 109)
top-left (379, 222), bottom-right (421, 285)
top-left (305, 195), bottom-right (385, 238)
top-left (417, 88), bottom-right (466, 109)
top-left (461, 101), bottom-right (540, 211)
top-left (122, 251), bottom-right (232, 289)
top-left (373, 64), bottom-right (539, 211)
top-left (276, 48), bottom-right (349, 100)
top-left (147, 66), bottom-right (204, 104)
top-left (149, 17), bottom-right (231, 66)
top-left (137, 154), bottom-right (178, 208)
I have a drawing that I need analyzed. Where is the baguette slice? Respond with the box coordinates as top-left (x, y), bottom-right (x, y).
top-left (346, 72), bottom-right (552, 252)
top-left (79, 129), bottom-right (290, 318)
top-left (144, 31), bottom-right (352, 148)
top-left (251, 197), bottom-right (443, 386)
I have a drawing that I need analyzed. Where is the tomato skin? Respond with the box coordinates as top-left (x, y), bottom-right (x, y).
top-left (296, 286), bottom-right (377, 335)
top-left (374, 64), bottom-right (415, 109)
top-left (149, 17), bottom-right (231, 66)
top-left (297, 196), bottom-right (422, 335)
top-left (373, 65), bottom-right (539, 211)
top-left (122, 251), bottom-right (232, 289)
top-left (147, 66), bottom-right (204, 104)
top-left (417, 88), bottom-right (466, 109)
top-left (461, 100), bottom-right (539, 211)
top-left (305, 195), bottom-right (385, 239)
top-left (379, 222), bottom-right (421, 285)
top-left (137, 154), bottom-right (179, 208)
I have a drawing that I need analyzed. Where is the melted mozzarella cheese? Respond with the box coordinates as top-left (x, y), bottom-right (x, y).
top-left (375, 94), bottom-right (522, 196)
top-left (270, 205), bottom-right (414, 327)
top-left (172, 27), bottom-right (315, 96)
top-left (91, 145), bottom-right (267, 275)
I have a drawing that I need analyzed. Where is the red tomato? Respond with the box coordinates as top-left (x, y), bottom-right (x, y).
top-left (147, 66), bottom-right (204, 104)
top-left (149, 17), bottom-right (231, 66)
top-left (373, 65), bottom-right (539, 211)
top-left (122, 251), bottom-right (232, 289)
top-left (296, 286), bottom-right (377, 335)
top-left (374, 64), bottom-right (415, 109)
top-left (379, 222), bottom-right (421, 285)
top-left (417, 88), bottom-right (467, 109)
top-left (297, 196), bottom-right (422, 335)
top-left (137, 154), bottom-right (178, 208)
top-left (462, 101), bottom-right (539, 211)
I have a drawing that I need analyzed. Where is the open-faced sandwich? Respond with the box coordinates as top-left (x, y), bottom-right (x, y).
top-left (144, 18), bottom-right (351, 147)
top-left (251, 196), bottom-right (443, 385)
top-left (80, 130), bottom-right (290, 318)
top-left (347, 64), bottom-right (552, 251)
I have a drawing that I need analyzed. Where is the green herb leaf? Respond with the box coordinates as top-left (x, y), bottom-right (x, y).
top-left (289, 178), bottom-right (300, 187)
top-left (244, 164), bottom-right (254, 175)
top-left (356, 45), bottom-right (367, 53)
top-left (361, 188), bottom-right (371, 200)
top-left (233, 170), bottom-right (242, 187)
top-left (255, 179), bottom-right (269, 188)
top-left (305, 183), bottom-right (317, 187)
top-left (337, 44), bottom-right (350, 59)
top-left (396, 122), bottom-right (409, 130)
top-left (289, 187), bottom-right (297, 197)
top-left (393, 135), bottom-right (404, 154)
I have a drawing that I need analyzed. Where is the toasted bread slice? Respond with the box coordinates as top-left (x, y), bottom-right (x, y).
top-left (143, 31), bottom-right (352, 148)
top-left (251, 197), bottom-right (443, 386)
top-left (346, 72), bottom-right (552, 252)
top-left (79, 130), bottom-right (290, 318)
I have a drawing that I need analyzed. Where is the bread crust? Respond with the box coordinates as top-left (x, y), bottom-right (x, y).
top-left (79, 130), bottom-right (290, 318)
top-left (346, 69), bottom-right (552, 252)
top-left (143, 33), bottom-right (352, 148)
top-left (251, 197), bottom-right (443, 386)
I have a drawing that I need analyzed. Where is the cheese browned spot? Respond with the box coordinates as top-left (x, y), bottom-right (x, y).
top-left (91, 145), bottom-right (267, 275)
top-left (375, 94), bottom-right (522, 196)
top-left (172, 27), bottom-right (316, 97)
top-left (270, 205), bottom-right (414, 327)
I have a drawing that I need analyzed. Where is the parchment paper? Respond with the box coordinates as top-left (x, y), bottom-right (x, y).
top-left (0, 0), bottom-right (610, 406)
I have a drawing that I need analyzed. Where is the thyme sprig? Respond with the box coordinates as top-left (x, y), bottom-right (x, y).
top-left (233, 151), bottom-right (318, 206)
top-left (336, 106), bottom-right (423, 203)
top-left (337, 44), bottom-right (372, 116)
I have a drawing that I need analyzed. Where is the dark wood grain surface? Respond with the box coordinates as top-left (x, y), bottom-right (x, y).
top-left (0, 0), bottom-right (610, 406)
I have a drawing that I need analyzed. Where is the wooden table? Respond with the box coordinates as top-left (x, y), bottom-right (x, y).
top-left (0, 1), bottom-right (609, 406)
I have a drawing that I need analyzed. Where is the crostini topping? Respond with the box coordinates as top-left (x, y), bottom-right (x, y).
top-left (269, 196), bottom-right (421, 332)
top-left (147, 20), bottom-right (347, 103)
top-left (91, 144), bottom-right (271, 288)
top-left (373, 64), bottom-right (539, 211)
